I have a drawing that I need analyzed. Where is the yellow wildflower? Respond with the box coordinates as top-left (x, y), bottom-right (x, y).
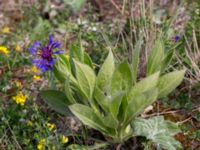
top-left (12, 92), bottom-right (27, 106)
top-left (0, 46), bottom-right (9, 56)
top-left (40, 139), bottom-right (45, 144)
top-left (61, 135), bottom-right (69, 144)
top-left (33, 75), bottom-right (41, 81)
top-left (1, 27), bottom-right (10, 33)
top-left (31, 66), bottom-right (39, 73)
top-left (15, 45), bottom-right (21, 52)
top-left (37, 139), bottom-right (45, 150)
top-left (66, 54), bottom-right (70, 60)
top-left (15, 81), bottom-right (22, 88)
top-left (37, 144), bottom-right (43, 150)
top-left (27, 120), bottom-right (33, 126)
top-left (47, 123), bottom-right (55, 131)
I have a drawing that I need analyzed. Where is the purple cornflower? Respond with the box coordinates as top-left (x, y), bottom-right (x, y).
top-left (174, 35), bottom-right (181, 42)
top-left (29, 36), bottom-right (63, 72)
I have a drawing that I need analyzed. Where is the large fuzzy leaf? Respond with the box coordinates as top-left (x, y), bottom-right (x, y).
top-left (118, 96), bottom-right (128, 122)
top-left (127, 72), bottom-right (159, 101)
top-left (124, 88), bottom-right (158, 126)
top-left (64, 78), bottom-right (76, 104)
top-left (69, 104), bottom-right (109, 134)
top-left (53, 55), bottom-right (76, 84)
top-left (109, 92), bottom-right (124, 119)
top-left (103, 114), bottom-right (118, 130)
top-left (111, 61), bottom-right (132, 95)
top-left (40, 90), bottom-right (71, 116)
top-left (84, 53), bottom-right (93, 68)
top-left (94, 87), bottom-right (109, 112)
top-left (97, 50), bottom-right (115, 92)
top-left (158, 70), bottom-right (185, 98)
top-left (74, 60), bottom-right (96, 99)
top-left (147, 39), bottom-right (164, 75)
top-left (161, 49), bottom-right (174, 72)
top-left (131, 116), bottom-right (182, 150)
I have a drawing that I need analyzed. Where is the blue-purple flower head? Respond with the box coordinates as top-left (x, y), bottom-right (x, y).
top-left (29, 36), bottom-right (63, 72)
top-left (174, 35), bottom-right (181, 42)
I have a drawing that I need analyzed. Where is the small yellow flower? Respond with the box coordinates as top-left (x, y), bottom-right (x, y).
top-left (27, 120), bottom-right (33, 126)
top-left (0, 46), bottom-right (9, 56)
top-left (12, 92), bottom-right (27, 106)
top-left (61, 135), bottom-right (69, 144)
top-left (1, 27), bottom-right (10, 33)
top-left (33, 75), bottom-right (41, 81)
top-left (31, 66), bottom-right (39, 73)
top-left (15, 45), bottom-right (21, 52)
top-left (66, 54), bottom-right (70, 60)
top-left (15, 81), bottom-right (22, 88)
top-left (37, 139), bottom-right (45, 150)
top-left (40, 139), bottom-right (45, 144)
top-left (47, 123), bottom-right (55, 131)
top-left (37, 144), bottom-right (43, 150)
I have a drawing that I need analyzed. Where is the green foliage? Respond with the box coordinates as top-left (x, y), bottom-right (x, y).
top-left (132, 116), bottom-right (182, 150)
top-left (53, 55), bottom-right (74, 83)
top-left (69, 104), bottom-right (110, 134)
top-left (111, 60), bottom-right (132, 94)
top-left (124, 89), bottom-right (158, 127)
top-left (74, 60), bottom-right (96, 100)
top-left (157, 70), bottom-right (186, 98)
top-left (127, 72), bottom-right (160, 101)
top-left (40, 90), bottom-right (71, 116)
top-left (97, 50), bottom-right (115, 92)
top-left (147, 39), bottom-right (164, 75)
top-left (42, 43), bottom-right (185, 144)
top-left (132, 37), bottom-right (143, 84)
top-left (64, 0), bottom-right (86, 12)
top-left (67, 144), bottom-right (88, 150)
top-left (67, 143), bottom-right (108, 150)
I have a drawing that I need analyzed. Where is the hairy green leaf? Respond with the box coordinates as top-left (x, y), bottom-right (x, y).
top-left (161, 49), bottom-right (174, 72)
top-left (111, 61), bottom-right (132, 95)
top-left (40, 90), bottom-right (71, 116)
top-left (158, 70), bottom-right (185, 98)
top-left (97, 50), bottom-right (115, 92)
top-left (109, 92), bottom-right (124, 119)
top-left (147, 39), bottom-right (164, 75)
top-left (132, 116), bottom-right (182, 150)
top-left (94, 87), bottom-right (109, 112)
top-left (64, 79), bottom-right (77, 104)
top-left (53, 55), bottom-right (76, 84)
top-left (84, 53), bottom-right (93, 68)
top-left (127, 72), bottom-right (159, 101)
top-left (69, 104), bottom-right (109, 134)
top-left (74, 60), bottom-right (96, 99)
top-left (124, 89), bottom-right (158, 126)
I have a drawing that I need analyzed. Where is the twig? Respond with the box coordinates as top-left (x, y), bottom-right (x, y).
top-left (143, 104), bottom-right (200, 119)
top-left (109, 0), bottom-right (123, 15)
top-left (142, 110), bottom-right (181, 118)
top-left (177, 116), bottom-right (192, 125)
top-left (109, 0), bottom-right (122, 14)
top-left (116, 143), bottom-right (122, 150)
